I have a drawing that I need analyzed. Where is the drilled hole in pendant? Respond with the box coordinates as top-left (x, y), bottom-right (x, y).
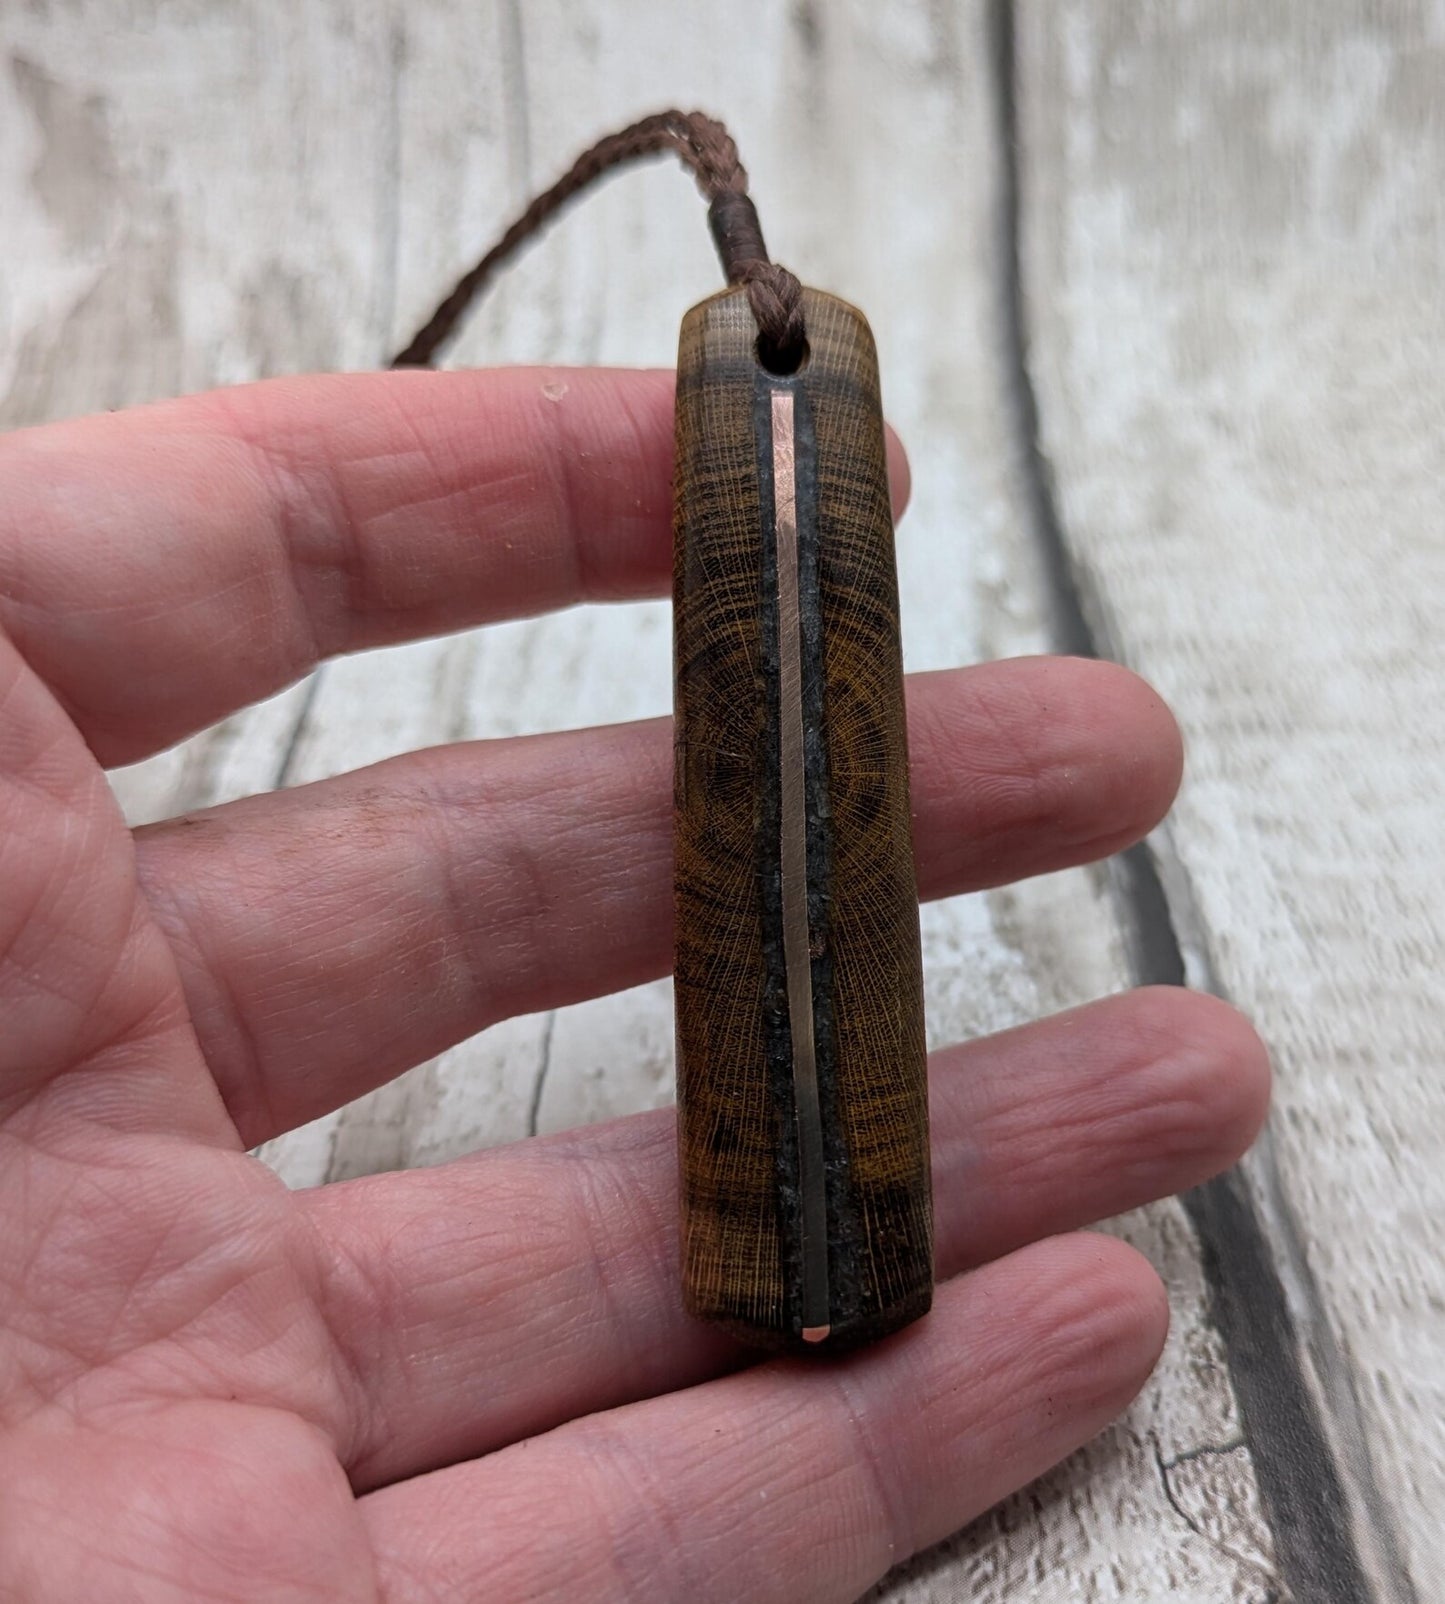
top-left (757, 335), bottom-right (810, 377)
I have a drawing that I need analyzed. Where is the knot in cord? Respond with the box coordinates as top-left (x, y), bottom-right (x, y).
top-left (392, 109), bottom-right (806, 372)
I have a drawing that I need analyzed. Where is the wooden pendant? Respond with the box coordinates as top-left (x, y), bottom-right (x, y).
top-left (673, 286), bottom-right (932, 1353)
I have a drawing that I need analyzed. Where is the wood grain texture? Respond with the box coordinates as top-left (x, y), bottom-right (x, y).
top-left (0, 0), bottom-right (1316, 1597)
top-left (1015, 3), bottom-right (1445, 1598)
top-left (674, 288), bottom-right (929, 1350)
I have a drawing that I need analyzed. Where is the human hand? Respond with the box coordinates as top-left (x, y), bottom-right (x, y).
top-left (0, 370), bottom-right (1268, 1602)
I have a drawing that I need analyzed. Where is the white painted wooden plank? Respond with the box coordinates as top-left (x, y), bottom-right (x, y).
top-left (1, 3), bottom-right (1277, 1597)
top-left (1017, 3), bottom-right (1444, 1597)
top-left (0, 3), bottom-right (403, 419)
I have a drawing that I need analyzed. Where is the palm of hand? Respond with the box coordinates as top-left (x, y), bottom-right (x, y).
top-left (0, 370), bottom-right (1267, 1603)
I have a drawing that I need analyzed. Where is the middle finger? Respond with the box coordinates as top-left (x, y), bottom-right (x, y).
top-left (135, 655), bottom-right (1181, 1145)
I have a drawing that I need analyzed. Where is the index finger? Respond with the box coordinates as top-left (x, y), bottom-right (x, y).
top-left (0, 368), bottom-right (911, 766)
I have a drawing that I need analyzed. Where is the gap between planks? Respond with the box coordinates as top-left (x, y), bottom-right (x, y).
top-left (988, 4), bottom-right (1414, 1602)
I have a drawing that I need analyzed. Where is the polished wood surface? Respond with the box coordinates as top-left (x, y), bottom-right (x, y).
top-left (672, 287), bottom-right (931, 1351)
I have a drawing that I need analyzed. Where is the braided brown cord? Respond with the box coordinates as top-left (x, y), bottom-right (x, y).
top-left (390, 110), bottom-right (805, 371)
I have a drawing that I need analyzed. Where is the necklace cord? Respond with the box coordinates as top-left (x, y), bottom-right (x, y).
top-left (388, 109), bottom-right (806, 372)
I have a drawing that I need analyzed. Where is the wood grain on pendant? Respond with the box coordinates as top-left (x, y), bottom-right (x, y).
top-left (673, 286), bottom-right (932, 1352)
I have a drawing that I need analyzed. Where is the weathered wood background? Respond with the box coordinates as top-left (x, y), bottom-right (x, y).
top-left (3, 3), bottom-right (1440, 1600)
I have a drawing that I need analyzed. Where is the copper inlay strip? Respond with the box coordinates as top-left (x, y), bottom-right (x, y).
top-left (771, 388), bottom-right (830, 1343)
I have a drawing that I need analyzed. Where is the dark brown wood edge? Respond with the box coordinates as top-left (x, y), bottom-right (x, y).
top-left (673, 287), bottom-right (932, 1354)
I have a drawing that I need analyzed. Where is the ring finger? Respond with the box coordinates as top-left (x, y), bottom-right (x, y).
top-left (307, 985), bottom-right (1268, 1490)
